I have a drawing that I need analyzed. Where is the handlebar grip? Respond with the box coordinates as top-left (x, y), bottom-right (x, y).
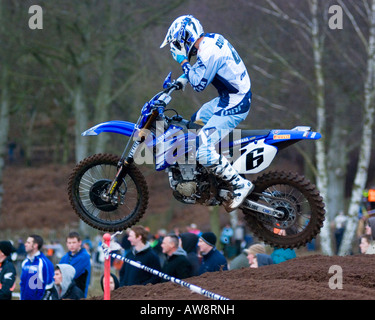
top-left (175, 82), bottom-right (183, 90)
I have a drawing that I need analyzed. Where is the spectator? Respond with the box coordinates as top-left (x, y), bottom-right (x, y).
top-left (365, 216), bottom-right (375, 240)
top-left (187, 223), bottom-right (201, 236)
top-left (20, 235), bottom-right (54, 300)
top-left (180, 232), bottom-right (200, 276)
top-left (270, 229), bottom-right (297, 264)
top-left (16, 239), bottom-right (26, 257)
top-left (44, 240), bottom-right (65, 265)
top-left (8, 141), bottom-right (16, 163)
top-left (271, 247), bottom-right (296, 264)
top-left (95, 238), bottom-right (105, 265)
top-left (45, 264), bottom-right (84, 300)
top-left (59, 232), bottom-right (91, 298)
top-left (228, 249), bottom-right (249, 270)
top-left (82, 237), bottom-right (93, 255)
top-left (150, 229), bottom-right (167, 268)
top-left (0, 240), bottom-right (17, 300)
top-left (368, 188), bottom-right (375, 210)
top-left (245, 243), bottom-right (273, 268)
top-left (220, 224), bottom-right (233, 257)
top-left (119, 225), bottom-right (161, 286)
top-left (198, 232), bottom-right (227, 275)
top-left (15, 239), bottom-right (26, 275)
top-left (161, 234), bottom-right (192, 280)
top-left (100, 273), bottom-right (120, 292)
top-left (333, 211), bottom-right (347, 254)
top-left (359, 234), bottom-right (375, 254)
top-left (233, 222), bottom-right (246, 255)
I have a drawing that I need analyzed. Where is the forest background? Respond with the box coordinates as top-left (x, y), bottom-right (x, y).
top-left (1, 0), bottom-right (375, 256)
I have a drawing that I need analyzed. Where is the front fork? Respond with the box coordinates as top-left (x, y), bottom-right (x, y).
top-left (103, 110), bottom-right (160, 200)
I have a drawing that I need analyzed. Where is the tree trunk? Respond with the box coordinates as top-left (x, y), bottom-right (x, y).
top-left (0, 66), bottom-right (10, 221)
top-left (326, 115), bottom-right (347, 221)
top-left (93, 49), bottom-right (114, 154)
top-left (310, 0), bottom-right (333, 256)
top-left (73, 79), bottom-right (89, 162)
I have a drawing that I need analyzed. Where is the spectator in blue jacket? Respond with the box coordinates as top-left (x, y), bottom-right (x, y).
top-left (271, 248), bottom-right (296, 264)
top-left (119, 225), bottom-right (161, 286)
top-left (20, 235), bottom-right (54, 300)
top-left (270, 228), bottom-right (296, 264)
top-left (59, 232), bottom-right (91, 298)
top-left (198, 232), bottom-right (227, 275)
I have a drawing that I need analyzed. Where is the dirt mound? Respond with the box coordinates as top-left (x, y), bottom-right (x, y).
top-left (93, 254), bottom-right (375, 300)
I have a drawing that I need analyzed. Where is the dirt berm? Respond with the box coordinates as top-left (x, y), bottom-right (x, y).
top-left (92, 254), bottom-right (375, 300)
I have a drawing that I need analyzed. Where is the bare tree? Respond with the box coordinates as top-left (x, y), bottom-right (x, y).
top-left (337, 0), bottom-right (375, 255)
top-left (0, 1), bottom-right (26, 220)
top-left (244, 0), bottom-right (334, 254)
top-left (244, 0), bottom-right (375, 255)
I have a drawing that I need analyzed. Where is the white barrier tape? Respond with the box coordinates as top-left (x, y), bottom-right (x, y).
top-left (104, 248), bottom-right (230, 301)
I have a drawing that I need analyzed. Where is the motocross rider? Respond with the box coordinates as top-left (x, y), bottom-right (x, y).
top-left (160, 15), bottom-right (254, 211)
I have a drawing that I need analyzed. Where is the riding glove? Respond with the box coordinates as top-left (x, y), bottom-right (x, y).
top-left (170, 43), bottom-right (188, 64)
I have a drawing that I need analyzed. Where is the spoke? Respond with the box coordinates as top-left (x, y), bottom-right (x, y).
top-left (77, 163), bottom-right (139, 224)
top-left (255, 183), bottom-right (313, 233)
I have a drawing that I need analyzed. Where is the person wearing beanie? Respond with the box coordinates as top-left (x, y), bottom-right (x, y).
top-left (198, 232), bottom-right (228, 275)
top-left (180, 232), bottom-right (200, 276)
top-left (0, 240), bottom-right (17, 300)
top-left (245, 243), bottom-right (273, 268)
top-left (100, 273), bottom-right (120, 292)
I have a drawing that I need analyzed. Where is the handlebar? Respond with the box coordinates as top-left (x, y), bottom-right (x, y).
top-left (154, 81), bottom-right (181, 115)
top-left (163, 80), bottom-right (181, 94)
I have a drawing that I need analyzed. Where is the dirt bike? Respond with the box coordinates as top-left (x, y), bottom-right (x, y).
top-left (68, 73), bottom-right (325, 248)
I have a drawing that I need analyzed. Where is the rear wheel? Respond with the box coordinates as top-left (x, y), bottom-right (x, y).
top-left (242, 171), bottom-right (325, 248)
top-left (68, 153), bottom-right (149, 232)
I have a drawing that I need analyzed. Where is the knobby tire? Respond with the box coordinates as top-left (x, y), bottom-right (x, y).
top-left (67, 153), bottom-right (149, 232)
top-left (243, 171), bottom-right (325, 249)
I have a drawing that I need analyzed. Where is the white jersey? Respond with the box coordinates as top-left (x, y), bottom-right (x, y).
top-left (182, 33), bottom-right (251, 96)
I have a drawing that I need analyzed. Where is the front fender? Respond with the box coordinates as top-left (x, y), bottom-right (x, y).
top-left (82, 120), bottom-right (136, 137)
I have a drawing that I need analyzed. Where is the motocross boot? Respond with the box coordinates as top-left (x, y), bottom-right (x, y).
top-left (208, 156), bottom-right (254, 212)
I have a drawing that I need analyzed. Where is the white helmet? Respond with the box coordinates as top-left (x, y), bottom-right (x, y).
top-left (160, 15), bottom-right (204, 60)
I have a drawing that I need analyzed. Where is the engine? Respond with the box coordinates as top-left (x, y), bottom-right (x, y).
top-left (167, 164), bottom-right (214, 205)
top-left (176, 181), bottom-right (197, 197)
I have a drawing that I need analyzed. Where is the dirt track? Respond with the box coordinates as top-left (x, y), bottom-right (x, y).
top-left (93, 254), bottom-right (375, 300)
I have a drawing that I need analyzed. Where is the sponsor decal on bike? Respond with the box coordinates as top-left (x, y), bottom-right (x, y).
top-left (273, 134), bottom-right (291, 140)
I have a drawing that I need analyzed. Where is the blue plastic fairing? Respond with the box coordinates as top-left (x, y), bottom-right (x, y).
top-left (82, 120), bottom-right (136, 137)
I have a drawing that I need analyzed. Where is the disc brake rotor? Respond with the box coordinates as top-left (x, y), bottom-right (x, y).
top-left (257, 193), bottom-right (298, 229)
top-left (89, 180), bottom-right (118, 212)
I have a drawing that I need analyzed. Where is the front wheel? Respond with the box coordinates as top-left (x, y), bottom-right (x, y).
top-left (68, 153), bottom-right (149, 232)
top-left (242, 171), bottom-right (325, 248)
